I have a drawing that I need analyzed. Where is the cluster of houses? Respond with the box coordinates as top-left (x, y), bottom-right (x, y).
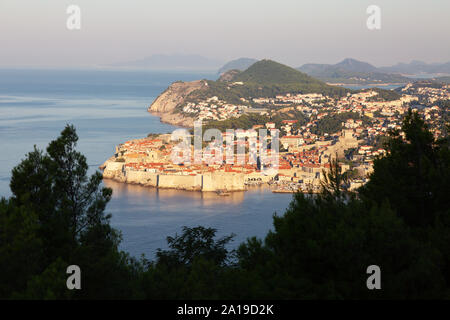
top-left (182, 96), bottom-right (248, 121)
top-left (400, 82), bottom-right (450, 104)
top-left (103, 125), bottom-right (371, 193)
top-left (253, 93), bottom-right (326, 106)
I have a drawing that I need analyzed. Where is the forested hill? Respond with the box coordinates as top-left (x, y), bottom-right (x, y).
top-left (217, 59), bottom-right (350, 98)
top-left (234, 59), bottom-right (323, 84)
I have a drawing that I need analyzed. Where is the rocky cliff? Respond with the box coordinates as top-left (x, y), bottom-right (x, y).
top-left (148, 80), bottom-right (206, 127)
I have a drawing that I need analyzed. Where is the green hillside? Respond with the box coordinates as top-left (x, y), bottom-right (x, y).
top-left (178, 60), bottom-right (351, 111)
top-left (232, 59), bottom-right (350, 97)
top-left (235, 59), bottom-right (328, 85)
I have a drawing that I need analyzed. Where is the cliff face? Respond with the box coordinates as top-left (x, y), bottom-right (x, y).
top-left (148, 80), bottom-right (206, 127)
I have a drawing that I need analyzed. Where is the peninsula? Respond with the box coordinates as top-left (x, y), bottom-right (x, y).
top-left (103, 60), bottom-right (449, 193)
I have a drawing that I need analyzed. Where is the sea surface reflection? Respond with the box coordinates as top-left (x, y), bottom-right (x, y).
top-left (104, 180), bottom-right (293, 259)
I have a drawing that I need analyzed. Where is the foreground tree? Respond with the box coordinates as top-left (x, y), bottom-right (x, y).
top-left (0, 199), bottom-right (43, 297)
top-left (320, 154), bottom-right (349, 199)
top-left (236, 110), bottom-right (449, 299)
top-left (359, 110), bottom-right (450, 227)
top-left (10, 125), bottom-right (113, 262)
top-left (1, 125), bottom-right (139, 299)
top-left (156, 226), bottom-right (235, 268)
top-left (360, 109), bottom-right (450, 289)
top-left (141, 226), bottom-right (242, 299)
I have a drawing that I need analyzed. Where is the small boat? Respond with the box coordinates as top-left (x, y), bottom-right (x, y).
top-left (216, 190), bottom-right (231, 196)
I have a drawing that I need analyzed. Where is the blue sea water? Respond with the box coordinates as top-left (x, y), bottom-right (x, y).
top-left (0, 69), bottom-right (293, 258)
top-left (342, 84), bottom-right (402, 90)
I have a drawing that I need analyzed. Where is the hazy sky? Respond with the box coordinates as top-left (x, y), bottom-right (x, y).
top-left (0, 0), bottom-right (449, 68)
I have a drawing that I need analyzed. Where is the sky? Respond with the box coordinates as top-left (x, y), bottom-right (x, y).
top-left (0, 0), bottom-right (449, 69)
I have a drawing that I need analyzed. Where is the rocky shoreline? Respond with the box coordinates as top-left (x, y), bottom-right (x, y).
top-left (147, 79), bottom-right (207, 128)
top-left (147, 109), bottom-right (193, 128)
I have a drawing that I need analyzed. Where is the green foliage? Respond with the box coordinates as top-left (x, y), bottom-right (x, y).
top-left (202, 114), bottom-right (270, 132)
top-left (359, 110), bottom-right (450, 227)
top-left (141, 226), bottom-right (243, 300)
top-left (12, 258), bottom-right (73, 300)
top-left (235, 60), bottom-right (322, 84)
top-left (10, 125), bottom-right (113, 263)
top-left (182, 80), bottom-right (244, 106)
top-left (0, 199), bottom-right (43, 297)
top-left (371, 134), bottom-right (390, 150)
top-left (233, 60), bottom-right (350, 97)
top-left (237, 193), bottom-right (444, 299)
top-left (156, 226), bottom-right (235, 268)
top-left (1, 125), bottom-right (139, 299)
top-left (181, 60), bottom-right (350, 110)
top-left (312, 112), bottom-right (370, 135)
top-left (320, 155), bottom-right (349, 198)
top-left (201, 110), bottom-right (307, 135)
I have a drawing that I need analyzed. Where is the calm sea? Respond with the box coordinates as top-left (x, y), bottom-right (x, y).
top-left (343, 84), bottom-right (403, 90)
top-left (0, 69), bottom-right (293, 258)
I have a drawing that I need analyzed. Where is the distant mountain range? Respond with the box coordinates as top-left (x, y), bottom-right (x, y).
top-left (378, 60), bottom-right (450, 75)
top-left (217, 57), bottom-right (450, 85)
top-left (333, 58), bottom-right (379, 73)
top-left (297, 58), bottom-right (411, 84)
top-left (200, 59), bottom-right (350, 102)
top-left (109, 54), bottom-right (450, 82)
top-left (109, 54), bottom-right (223, 70)
top-left (217, 58), bottom-right (259, 74)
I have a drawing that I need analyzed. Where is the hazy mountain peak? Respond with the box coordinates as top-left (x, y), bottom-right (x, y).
top-left (410, 60), bottom-right (427, 66)
top-left (335, 58), bottom-right (378, 73)
top-left (379, 60), bottom-right (450, 74)
top-left (218, 58), bottom-right (259, 74)
top-left (297, 58), bottom-right (411, 84)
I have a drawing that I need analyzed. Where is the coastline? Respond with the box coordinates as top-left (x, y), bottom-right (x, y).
top-left (102, 173), bottom-right (309, 195)
top-left (147, 108), bottom-right (193, 128)
top-left (146, 79), bottom-right (206, 128)
top-left (101, 156), bottom-right (249, 193)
